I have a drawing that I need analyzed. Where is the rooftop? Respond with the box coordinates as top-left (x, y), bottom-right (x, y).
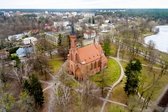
top-left (77, 43), bottom-right (103, 64)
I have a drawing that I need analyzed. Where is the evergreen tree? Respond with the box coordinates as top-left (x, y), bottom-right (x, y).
top-left (124, 58), bottom-right (142, 96)
top-left (24, 75), bottom-right (44, 107)
top-left (24, 80), bottom-right (31, 93)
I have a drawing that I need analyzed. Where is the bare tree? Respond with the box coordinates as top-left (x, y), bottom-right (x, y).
top-left (54, 84), bottom-right (71, 112)
top-left (17, 91), bottom-right (37, 112)
top-left (0, 60), bottom-right (7, 83)
top-left (12, 67), bottom-right (24, 88)
top-left (138, 60), bottom-right (168, 112)
top-left (147, 40), bottom-right (158, 71)
top-left (0, 80), bottom-right (15, 112)
top-left (29, 54), bottom-right (50, 80)
top-left (79, 80), bottom-right (99, 112)
top-left (36, 38), bottom-right (56, 58)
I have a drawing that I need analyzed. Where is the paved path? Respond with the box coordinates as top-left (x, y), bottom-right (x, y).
top-left (41, 62), bottom-right (66, 112)
top-left (99, 97), bottom-right (128, 108)
top-left (100, 44), bottom-right (125, 112)
top-left (41, 61), bottom-right (83, 112)
top-left (121, 59), bottom-right (165, 71)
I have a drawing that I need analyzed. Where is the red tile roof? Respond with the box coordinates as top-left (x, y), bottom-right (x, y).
top-left (77, 43), bottom-right (103, 64)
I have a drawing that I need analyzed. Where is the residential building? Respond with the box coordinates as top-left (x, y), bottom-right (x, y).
top-left (23, 37), bottom-right (37, 45)
top-left (83, 30), bottom-right (96, 39)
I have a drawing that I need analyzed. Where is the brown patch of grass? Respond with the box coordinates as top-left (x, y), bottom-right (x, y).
top-left (111, 79), bottom-right (128, 104)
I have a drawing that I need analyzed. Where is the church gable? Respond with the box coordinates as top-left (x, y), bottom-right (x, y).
top-left (77, 44), bottom-right (101, 64)
top-left (68, 35), bottom-right (107, 80)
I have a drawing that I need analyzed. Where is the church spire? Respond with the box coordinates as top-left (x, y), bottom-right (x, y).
top-left (70, 35), bottom-right (77, 48)
top-left (70, 21), bottom-right (75, 35)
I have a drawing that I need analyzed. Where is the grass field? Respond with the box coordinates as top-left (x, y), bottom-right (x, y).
top-left (106, 103), bottom-right (128, 112)
top-left (121, 60), bottom-right (168, 101)
top-left (90, 58), bottom-right (121, 87)
top-left (111, 77), bottom-right (128, 104)
top-left (48, 55), bottom-right (64, 74)
top-left (110, 44), bottom-right (118, 57)
top-left (139, 66), bottom-right (168, 101)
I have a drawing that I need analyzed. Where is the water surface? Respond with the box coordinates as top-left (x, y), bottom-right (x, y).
top-left (144, 25), bottom-right (168, 53)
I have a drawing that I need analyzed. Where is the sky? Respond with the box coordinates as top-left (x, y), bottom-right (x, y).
top-left (0, 0), bottom-right (168, 9)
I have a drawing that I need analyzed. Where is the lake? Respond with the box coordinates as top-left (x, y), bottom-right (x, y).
top-left (144, 25), bottom-right (168, 53)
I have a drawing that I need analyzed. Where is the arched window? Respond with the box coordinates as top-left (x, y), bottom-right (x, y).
top-left (98, 61), bottom-right (101, 67)
top-left (94, 62), bottom-right (96, 69)
top-left (91, 63), bottom-right (93, 70)
top-left (97, 61), bottom-right (99, 68)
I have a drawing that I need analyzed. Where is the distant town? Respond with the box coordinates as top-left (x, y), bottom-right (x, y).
top-left (0, 9), bottom-right (168, 112)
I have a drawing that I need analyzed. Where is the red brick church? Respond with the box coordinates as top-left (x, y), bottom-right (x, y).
top-left (67, 35), bottom-right (107, 80)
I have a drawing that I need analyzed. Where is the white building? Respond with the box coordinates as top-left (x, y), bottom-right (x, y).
top-left (54, 21), bottom-right (69, 28)
top-left (23, 37), bottom-right (37, 45)
top-left (45, 32), bottom-right (59, 45)
top-left (100, 23), bottom-right (114, 33)
top-left (8, 33), bottom-right (26, 41)
top-left (83, 30), bottom-right (96, 39)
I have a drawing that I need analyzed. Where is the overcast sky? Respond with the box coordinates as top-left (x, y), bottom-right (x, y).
top-left (0, 0), bottom-right (168, 9)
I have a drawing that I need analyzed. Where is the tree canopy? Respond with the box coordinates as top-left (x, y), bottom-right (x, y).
top-left (36, 37), bottom-right (56, 57)
top-left (102, 37), bottom-right (111, 56)
top-left (24, 74), bottom-right (44, 107)
top-left (124, 58), bottom-right (142, 96)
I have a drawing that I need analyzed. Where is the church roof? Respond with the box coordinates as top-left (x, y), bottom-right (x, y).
top-left (77, 43), bottom-right (103, 64)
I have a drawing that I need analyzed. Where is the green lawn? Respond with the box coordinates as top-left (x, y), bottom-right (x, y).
top-left (64, 79), bottom-right (79, 88)
top-left (90, 58), bottom-right (121, 87)
top-left (110, 43), bottom-right (118, 57)
top-left (139, 66), bottom-right (168, 101)
top-left (121, 60), bottom-right (168, 101)
top-left (59, 73), bottom-right (80, 88)
top-left (106, 104), bottom-right (128, 112)
top-left (48, 55), bottom-right (64, 74)
top-left (111, 77), bottom-right (128, 104)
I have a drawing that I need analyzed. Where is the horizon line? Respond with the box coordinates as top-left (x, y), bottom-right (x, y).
top-left (1, 8), bottom-right (168, 10)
